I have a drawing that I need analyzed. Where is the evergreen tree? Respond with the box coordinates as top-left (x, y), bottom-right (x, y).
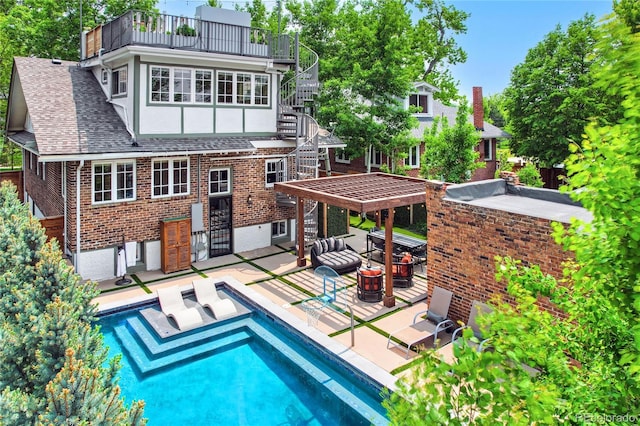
top-left (0, 182), bottom-right (145, 424)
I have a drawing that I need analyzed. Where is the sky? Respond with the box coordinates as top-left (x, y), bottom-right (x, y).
top-left (155, 0), bottom-right (615, 100)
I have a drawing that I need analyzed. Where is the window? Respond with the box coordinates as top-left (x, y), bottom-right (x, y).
top-left (195, 70), bottom-right (213, 103)
top-left (111, 67), bottom-right (127, 96)
top-left (209, 168), bottom-right (231, 195)
top-left (254, 75), bottom-right (269, 105)
top-left (92, 160), bottom-right (135, 204)
top-left (217, 72), bottom-right (233, 103)
top-left (370, 147), bottom-right (383, 167)
top-left (101, 69), bottom-right (108, 84)
top-left (265, 159), bottom-right (286, 188)
top-left (483, 139), bottom-right (492, 161)
top-left (173, 68), bottom-right (191, 102)
top-left (151, 67), bottom-right (170, 102)
top-left (216, 71), bottom-right (270, 106)
top-left (407, 145), bottom-right (420, 168)
top-left (272, 220), bottom-right (287, 237)
top-left (409, 94), bottom-right (429, 114)
top-left (150, 66), bottom-right (212, 104)
top-left (152, 158), bottom-right (189, 197)
top-left (335, 149), bottom-right (350, 164)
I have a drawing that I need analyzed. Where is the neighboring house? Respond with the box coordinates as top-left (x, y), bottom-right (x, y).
top-left (327, 83), bottom-right (510, 181)
top-left (4, 6), bottom-right (340, 281)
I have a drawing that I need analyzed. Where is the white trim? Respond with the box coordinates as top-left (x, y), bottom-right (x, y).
top-left (483, 139), bottom-right (493, 161)
top-left (149, 65), bottom-right (213, 105)
top-left (265, 158), bottom-right (286, 188)
top-left (407, 145), bottom-right (420, 168)
top-left (91, 160), bottom-right (136, 204)
top-left (271, 220), bottom-right (287, 237)
top-left (215, 70), bottom-right (270, 106)
top-left (335, 149), bottom-right (350, 164)
top-left (151, 157), bottom-right (190, 198)
top-left (209, 167), bottom-right (232, 195)
top-left (111, 66), bottom-right (128, 96)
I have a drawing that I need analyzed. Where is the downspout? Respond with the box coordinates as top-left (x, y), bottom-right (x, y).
top-left (75, 160), bottom-right (84, 273)
top-left (100, 49), bottom-right (137, 145)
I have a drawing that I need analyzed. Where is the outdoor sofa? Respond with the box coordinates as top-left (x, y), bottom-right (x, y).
top-left (310, 237), bottom-right (362, 274)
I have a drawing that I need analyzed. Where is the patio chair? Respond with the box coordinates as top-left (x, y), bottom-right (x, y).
top-left (368, 227), bottom-right (386, 260)
top-left (452, 300), bottom-right (493, 352)
top-left (387, 286), bottom-right (455, 358)
top-left (410, 244), bottom-right (426, 272)
top-left (392, 253), bottom-right (414, 288)
top-left (193, 278), bottom-right (237, 320)
top-left (157, 286), bottom-right (203, 331)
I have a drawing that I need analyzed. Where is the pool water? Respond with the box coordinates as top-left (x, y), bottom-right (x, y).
top-left (99, 307), bottom-right (389, 425)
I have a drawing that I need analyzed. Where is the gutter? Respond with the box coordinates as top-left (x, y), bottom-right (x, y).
top-left (75, 160), bottom-right (84, 273)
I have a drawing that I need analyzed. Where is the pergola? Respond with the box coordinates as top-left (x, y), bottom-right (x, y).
top-left (274, 172), bottom-right (428, 307)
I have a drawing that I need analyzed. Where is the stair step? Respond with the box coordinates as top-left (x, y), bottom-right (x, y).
top-left (114, 316), bottom-right (253, 375)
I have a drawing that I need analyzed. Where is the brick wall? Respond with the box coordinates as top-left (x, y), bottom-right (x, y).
top-left (426, 180), bottom-right (571, 325)
top-left (64, 150), bottom-right (295, 251)
top-left (24, 156), bottom-right (64, 217)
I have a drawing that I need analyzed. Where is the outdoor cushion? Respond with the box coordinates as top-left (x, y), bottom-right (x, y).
top-left (360, 268), bottom-right (382, 276)
top-left (426, 310), bottom-right (446, 325)
top-left (311, 237), bottom-right (362, 274)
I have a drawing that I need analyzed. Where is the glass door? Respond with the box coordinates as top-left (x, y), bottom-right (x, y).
top-left (209, 196), bottom-right (232, 256)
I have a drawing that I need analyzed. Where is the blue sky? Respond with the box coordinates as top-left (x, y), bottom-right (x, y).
top-left (447, 0), bottom-right (614, 99)
top-left (157, 0), bottom-right (614, 99)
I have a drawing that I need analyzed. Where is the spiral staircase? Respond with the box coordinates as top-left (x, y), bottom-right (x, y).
top-left (273, 35), bottom-right (321, 245)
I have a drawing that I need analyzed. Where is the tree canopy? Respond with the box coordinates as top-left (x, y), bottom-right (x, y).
top-left (384, 10), bottom-right (640, 423)
top-left (503, 14), bottom-right (617, 168)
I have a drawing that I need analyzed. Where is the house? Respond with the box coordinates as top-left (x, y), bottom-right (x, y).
top-left (4, 6), bottom-right (342, 281)
top-left (327, 83), bottom-right (510, 180)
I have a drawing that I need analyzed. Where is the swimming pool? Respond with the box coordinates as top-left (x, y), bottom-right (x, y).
top-left (98, 287), bottom-right (390, 425)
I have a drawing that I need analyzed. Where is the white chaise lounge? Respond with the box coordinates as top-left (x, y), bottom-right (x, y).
top-left (156, 286), bottom-right (203, 331)
top-left (193, 278), bottom-right (237, 320)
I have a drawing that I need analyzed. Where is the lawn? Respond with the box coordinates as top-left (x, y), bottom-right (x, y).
top-left (349, 214), bottom-right (425, 239)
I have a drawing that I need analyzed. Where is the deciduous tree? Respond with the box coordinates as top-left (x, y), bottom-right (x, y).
top-left (384, 11), bottom-right (640, 423)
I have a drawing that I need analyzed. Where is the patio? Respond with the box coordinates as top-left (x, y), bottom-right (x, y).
top-left (93, 227), bottom-right (455, 382)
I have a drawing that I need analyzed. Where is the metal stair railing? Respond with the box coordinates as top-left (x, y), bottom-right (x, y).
top-left (274, 35), bottom-right (321, 245)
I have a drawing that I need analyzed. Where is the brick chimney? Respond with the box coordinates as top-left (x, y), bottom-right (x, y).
top-left (472, 86), bottom-right (484, 131)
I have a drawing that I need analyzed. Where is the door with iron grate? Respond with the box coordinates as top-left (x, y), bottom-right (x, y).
top-left (209, 196), bottom-right (232, 256)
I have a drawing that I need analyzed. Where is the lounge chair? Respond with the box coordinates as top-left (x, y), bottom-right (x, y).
top-left (156, 286), bottom-right (203, 331)
top-left (452, 300), bottom-right (493, 352)
top-left (193, 278), bottom-right (237, 320)
top-left (387, 286), bottom-right (455, 358)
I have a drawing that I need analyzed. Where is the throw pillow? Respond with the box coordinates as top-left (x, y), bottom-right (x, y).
top-left (426, 310), bottom-right (446, 325)
top-left (335, 238), bottom-right (346, 251)
top-left (320, 239), bottom-right (329, 253)
top-left (313, 240), bottom-right (323, 255)
top-left (327, 236), bottom-right (336, 251)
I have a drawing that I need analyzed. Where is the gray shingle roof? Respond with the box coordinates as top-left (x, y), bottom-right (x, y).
top-left (411, 99), bottom-right (511, 140)
top-left (9, 57), bottom-right (261, 158)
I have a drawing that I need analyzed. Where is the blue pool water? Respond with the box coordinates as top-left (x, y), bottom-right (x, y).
top-left (99, 302), bottom-right (389, 425)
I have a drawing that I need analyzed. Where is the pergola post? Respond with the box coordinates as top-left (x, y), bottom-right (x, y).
top-left (383, 207), bottom-right (395, 307)
top-left (296, 196), bottom-right (306, 267)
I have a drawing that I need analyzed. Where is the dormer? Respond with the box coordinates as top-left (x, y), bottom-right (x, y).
top-left (405, 82), bottom-right (437, 117)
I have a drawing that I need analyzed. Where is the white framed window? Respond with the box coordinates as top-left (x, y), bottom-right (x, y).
top-left (265, 159), bottom-right (286, 188)
top-left (92, 160), bottom-right (135, 204)
top-left (152, 158), bottom-right (190, 197)
top-left (335, 149), bottom-right (350, 164)
top-left (483, 139), bottom-right (493, 161)
top-left (111, 66), bottom-right (127, 96)
top-left (101, 69), bottom-right (108, 84)
top-left (407, 145), bottom-right (420, 168)
top-left (409, 93), bottom-right (429, 114)
top-left (272, 220), bottom-right (287, 237)
top-left (370, 147), bottom-right (383, 167)
top-left (209, 168), bottom-right (231, 195)
top-left (216, 71), bottom-right (270, 106)
top-left (150, 66), bottom-right (212, 104)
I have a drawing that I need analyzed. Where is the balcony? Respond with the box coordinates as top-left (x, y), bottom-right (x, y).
top-left (83, 10), bottom-right (294, 62)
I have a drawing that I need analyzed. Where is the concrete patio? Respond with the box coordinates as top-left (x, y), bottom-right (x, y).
top-left (93, 227), bottom-right (455, 386)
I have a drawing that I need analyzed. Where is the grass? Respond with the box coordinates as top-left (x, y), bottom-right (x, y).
top-left (349, 214), bottom-right (425, 239)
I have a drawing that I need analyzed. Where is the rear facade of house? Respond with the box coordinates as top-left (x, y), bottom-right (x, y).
top-left (5, 6), bottom-right (338, 281)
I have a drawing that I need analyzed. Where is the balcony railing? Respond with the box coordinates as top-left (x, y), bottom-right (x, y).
top-left (83, 10), bottom-right (294, 62)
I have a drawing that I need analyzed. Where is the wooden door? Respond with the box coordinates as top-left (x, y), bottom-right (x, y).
top-left (161, 217), bottom-right (191, 273)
